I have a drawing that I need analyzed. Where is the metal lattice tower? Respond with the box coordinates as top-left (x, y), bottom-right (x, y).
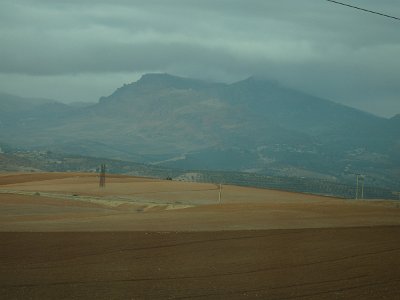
top-left (99, 164), bottom-right (106, 188)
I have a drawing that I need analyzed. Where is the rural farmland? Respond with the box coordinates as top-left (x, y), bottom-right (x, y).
top-left (1, 172), bottom-right (400, 299)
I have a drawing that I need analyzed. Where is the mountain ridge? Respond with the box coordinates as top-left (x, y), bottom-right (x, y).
top-left (0, 73), bottom-right (398, 188)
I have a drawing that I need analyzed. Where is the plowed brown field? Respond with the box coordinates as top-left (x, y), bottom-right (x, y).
top-left (1, 172), bottom-right (399, 299)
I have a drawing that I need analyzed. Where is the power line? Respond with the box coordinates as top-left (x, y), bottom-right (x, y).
top-left (326, 0), bottom-right (400, 21)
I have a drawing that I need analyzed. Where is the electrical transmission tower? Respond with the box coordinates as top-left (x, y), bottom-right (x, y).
top-left (99, 164), bottom-right (106, 188)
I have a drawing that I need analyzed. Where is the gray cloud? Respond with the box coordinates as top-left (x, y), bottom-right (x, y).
top-left (0, 0), bottom-right (399, 116)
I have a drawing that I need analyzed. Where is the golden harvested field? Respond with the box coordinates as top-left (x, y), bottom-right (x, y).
top-left (1, 172), bottom-right (400, 299)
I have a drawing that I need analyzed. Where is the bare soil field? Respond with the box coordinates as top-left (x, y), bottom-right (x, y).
top-left (1, 172), bottom-right (400, 299)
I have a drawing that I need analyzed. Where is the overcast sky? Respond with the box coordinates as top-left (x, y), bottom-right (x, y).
top-left (0, 0), bottom-right (399, 117)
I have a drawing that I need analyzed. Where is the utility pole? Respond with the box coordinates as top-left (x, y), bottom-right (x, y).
top-left (218, 183), bottom-right (222, 204)
top-left (355, 173), bottom-right (365, 199)
top-left (355, 174), bottom-right (359, 199)
top-left (99, 164), bottom-right (106, 188)
top-left (361, 175), bottom-right (365, 199)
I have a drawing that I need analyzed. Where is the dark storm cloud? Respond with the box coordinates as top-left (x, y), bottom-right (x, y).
top-left (0, 0), bottom-right (399, 116)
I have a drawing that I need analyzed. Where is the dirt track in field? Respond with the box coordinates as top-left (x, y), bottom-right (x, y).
top-left (1, 172), bottom-right (400, 299)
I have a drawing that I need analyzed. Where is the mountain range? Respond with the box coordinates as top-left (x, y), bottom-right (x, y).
top-left (1, 74), bottom-right (399, 188)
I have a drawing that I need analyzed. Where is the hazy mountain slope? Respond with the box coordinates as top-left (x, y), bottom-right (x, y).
top-left (0, 74), bottom-right (398, 187)
top-left (0, 92), bottom-right (73, 128)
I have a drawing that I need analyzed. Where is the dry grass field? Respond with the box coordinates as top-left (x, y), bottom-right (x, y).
top-left (1, 172), bottom-right (400, 299)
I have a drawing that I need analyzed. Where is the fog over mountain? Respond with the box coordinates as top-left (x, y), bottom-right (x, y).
top-left (0, 0), bottom-right (399, 116)
top-left (1, 74), bottom-right (399, 188)
top-left (1, 1), bottom-right (399, 191)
